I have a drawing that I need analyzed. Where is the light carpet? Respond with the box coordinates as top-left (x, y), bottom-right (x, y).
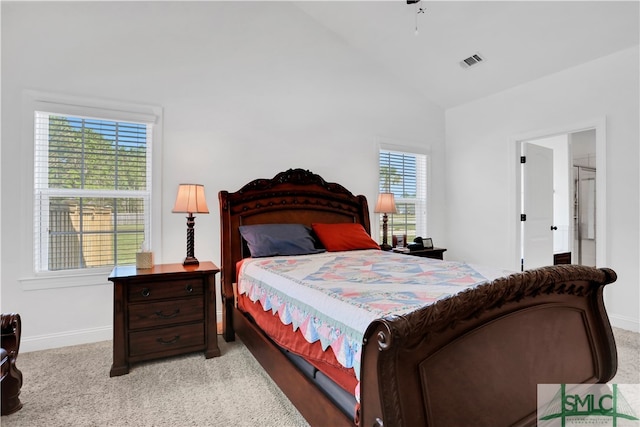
top-left (2, 328), bottom-right (638, 427)
top-left (2, 338), bottom-right (308, 427)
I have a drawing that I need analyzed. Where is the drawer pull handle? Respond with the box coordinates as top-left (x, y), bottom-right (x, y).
top-left (154, 309), bottom-right (180, 319)
top-left (185, 284), bottom-right (193, 293)
top-left (141, 288), bottom-right (150, 297)
top-left (157, 336), bottom-right (180, 345)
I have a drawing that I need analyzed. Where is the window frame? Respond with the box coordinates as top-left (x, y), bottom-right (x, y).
top-left (20, 91), bottom-right (163, 289)
top-left (377, 143), bottom-right (430, 244)
top-left (34, 113), bottom-right (152, 272)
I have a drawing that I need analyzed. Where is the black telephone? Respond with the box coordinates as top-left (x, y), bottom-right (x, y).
top-left (408, 237), bottom-right (433, 251)
top-left (408, 237), bottom-right (424, 252)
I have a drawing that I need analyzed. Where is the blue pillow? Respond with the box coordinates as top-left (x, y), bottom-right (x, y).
top-left (239, 224), bottom-right (326, 258)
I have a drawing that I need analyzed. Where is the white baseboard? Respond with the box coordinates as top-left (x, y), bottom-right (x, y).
top-left (610, 314), bottom-right (640, 333)
top-left (21, 326), bottom-right (112, 353)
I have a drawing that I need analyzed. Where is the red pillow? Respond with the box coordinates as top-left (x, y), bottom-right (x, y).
top-left (311, 223), bottom-right (380, 252)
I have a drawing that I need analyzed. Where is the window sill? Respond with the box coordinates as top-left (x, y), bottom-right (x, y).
top-left (19, 267), bottom-right (115, 291)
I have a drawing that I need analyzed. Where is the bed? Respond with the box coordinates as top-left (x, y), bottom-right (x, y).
top-left (218, 168), bottom-right (617, 427)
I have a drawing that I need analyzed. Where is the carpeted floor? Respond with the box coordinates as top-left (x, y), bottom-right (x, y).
top-left (2, 338), bottom-right (308, 427)
top-left (2, 328), bottom-right (638, 427)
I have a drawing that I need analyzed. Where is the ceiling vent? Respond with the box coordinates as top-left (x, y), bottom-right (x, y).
top-left (460, 53), bottom-right (485, 69)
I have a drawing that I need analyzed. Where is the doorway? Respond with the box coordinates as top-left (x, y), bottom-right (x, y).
top-left (516, 125), bottom-right (603, 270)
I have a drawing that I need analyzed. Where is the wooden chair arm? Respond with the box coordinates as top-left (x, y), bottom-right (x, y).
top-left (1, 313), bottom-right (21, 360)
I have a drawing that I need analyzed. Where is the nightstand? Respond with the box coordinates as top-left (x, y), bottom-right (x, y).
top-left (393, 247), bottom-right (447, 260)
top-left (108, 262), bottom-right (220, 377)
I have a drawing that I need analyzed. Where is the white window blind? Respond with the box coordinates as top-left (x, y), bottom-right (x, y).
top-left (378, 149), bottom-right (427, 243)
top-left (34, 112), bottom-right (152, 272)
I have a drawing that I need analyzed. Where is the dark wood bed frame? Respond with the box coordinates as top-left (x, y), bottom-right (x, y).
top-left (219, 168), bottom-right (618, 427)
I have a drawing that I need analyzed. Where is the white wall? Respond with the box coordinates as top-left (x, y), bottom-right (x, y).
top-left (445, 47), bottom-right (640, 331)
top-left (1, 2), bottom-right (446, 351)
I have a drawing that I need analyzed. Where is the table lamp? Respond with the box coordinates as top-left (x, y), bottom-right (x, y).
top-left (173, 184), bottom-right (209, 265)
top-left (374, 193), bottom-right (397, 251)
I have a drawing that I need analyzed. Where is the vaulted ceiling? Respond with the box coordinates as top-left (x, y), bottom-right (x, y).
top-left (295, 1), bottom-right (640, 109)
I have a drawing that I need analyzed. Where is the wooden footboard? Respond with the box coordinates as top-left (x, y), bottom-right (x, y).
top-left (359, 265), bottom-right (617, 427)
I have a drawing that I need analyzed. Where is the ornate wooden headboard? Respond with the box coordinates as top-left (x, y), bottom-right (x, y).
top-left (218, 168), bottom-right (370, 340)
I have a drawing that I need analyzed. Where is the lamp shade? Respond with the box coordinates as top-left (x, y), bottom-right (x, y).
top-left (374, 193), bottom-right (397, 214)
top-left (172, 184), bottom-right (209, 214)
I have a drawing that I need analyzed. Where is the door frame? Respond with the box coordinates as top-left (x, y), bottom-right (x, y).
top-left (508, 117), bottom-right (607, 272)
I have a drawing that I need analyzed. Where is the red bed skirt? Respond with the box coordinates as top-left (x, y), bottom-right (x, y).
top-left (237, 293), bottom-right (359, 396)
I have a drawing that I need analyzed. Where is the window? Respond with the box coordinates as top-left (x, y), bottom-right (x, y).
top-left (34, 112), bottom-right (153, 272)
top-left (378, 148), bottom-right (428, 243)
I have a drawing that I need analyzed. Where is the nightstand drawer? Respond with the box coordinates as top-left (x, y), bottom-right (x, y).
top-left (128, 278), bottom-right (203, 302)
top-left (128, 298), bottom-right (204, 329)
top-left (129, 323), bottom-right (204, 357)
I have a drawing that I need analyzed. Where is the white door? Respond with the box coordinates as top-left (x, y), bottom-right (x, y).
top-left (522, 143), bottom-right (554, 270)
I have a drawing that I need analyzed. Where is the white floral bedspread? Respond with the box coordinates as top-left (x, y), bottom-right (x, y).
top-left (237, 249), bottom-right (507, 383)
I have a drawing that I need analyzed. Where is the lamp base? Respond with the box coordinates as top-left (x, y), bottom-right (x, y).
top-left (183, 256), bottom-right (199, 266)
top-left (380, 244), bottom-right (393, 251)
top-left (183, 213), bottom-right (199, 266)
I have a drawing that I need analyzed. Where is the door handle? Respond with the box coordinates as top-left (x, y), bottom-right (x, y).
top-left (550, 226), bottom-right (558, 231)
